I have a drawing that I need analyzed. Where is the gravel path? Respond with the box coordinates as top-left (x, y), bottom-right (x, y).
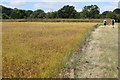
top-left (64, 25), bottom-right (118, 78)
top-left (74, 25), bottom-right (118, 78)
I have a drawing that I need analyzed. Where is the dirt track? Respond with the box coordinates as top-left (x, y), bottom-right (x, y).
top-left (65, 25), bottom-right (118, 78)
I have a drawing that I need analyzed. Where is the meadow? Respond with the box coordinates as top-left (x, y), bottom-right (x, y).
top-left (2, 22), bottom-right (97, 78)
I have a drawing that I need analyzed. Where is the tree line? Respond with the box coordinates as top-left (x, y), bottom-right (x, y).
top-left (0, 5), bottom-right (120, 22)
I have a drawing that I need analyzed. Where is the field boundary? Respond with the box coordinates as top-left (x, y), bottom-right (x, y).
top-left (2, 19), bottom-right (103, 22)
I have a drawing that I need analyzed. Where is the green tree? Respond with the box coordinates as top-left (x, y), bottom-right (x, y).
top-left (30, 9), bottom-right (46, 18)
top-left (113, 8), bottom-right (120, 14)
top-left (1, 5), bottom-right (12, 17)
top-left (100, 11), bottom-right (110, 18)
top-left (58, 5), bottom-right (77, 18)
top-left (25, 10), bottom-right (33, 18)
top-left (82, 5), bottom-right (100, 18)
top-left (2, 13), bottom-right (10, 19)
top-left (113, 8), bottom-right (120, 22)
top-left (1, 5), bottom-right (13, 19)
top-left (106, 11), bottom-right (116, 19)
top-left (10, 8), bottom-right (20, 19)
top-left (10, 8), bottom-right (27, 19)
top-left (18, 9), bottom-right (27, 18)
top-left (116, 15), bottom-right (120, 22)
top-left (46, 11), bottom-right (58, 18)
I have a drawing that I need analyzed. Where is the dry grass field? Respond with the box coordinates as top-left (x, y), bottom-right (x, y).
top-left (2, 22), bottom-right (97, 78)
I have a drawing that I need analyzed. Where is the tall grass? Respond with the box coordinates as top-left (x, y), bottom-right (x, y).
top-left (2, 22), bottom-right (97, 78)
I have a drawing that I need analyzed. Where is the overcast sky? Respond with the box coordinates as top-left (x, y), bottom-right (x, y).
top-left (0, 0), bottom-right (119, 13)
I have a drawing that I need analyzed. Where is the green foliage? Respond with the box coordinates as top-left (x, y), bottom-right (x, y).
top-left (1, 4), bottom-right (120, 22)
top-left (100, 11), bottom-right (116, 19)
top-left (0, 13), bottom-right (2, 19)
top-left (1, 5), bottom-right (12, 16)
top-left (82, 5), bottom-right (100, 18)
top-left (10, 8), bottom-right (27, 19)
top-left (58, 5), bottom-right (77, 18)
top-left (100, 10), bottom-right (120, 22)
top-left (100, 11), bottom-right (110, 18)
top-left (106, 11), bottom-right (116, 19)
top-left (46, 11), bottom-right (58, 18)
top-left (30, 9), bottom-right (46, 18)
top-left (2, 13), bottom-right (10, 19)
top-left (25, 10), bottom-right (33, 18)
top-left (116, 15), bottom-right (120, 22)
top-left (113, 8), bottom-right (120, 14)
top-left (113, 8), bottom-right (120, 22)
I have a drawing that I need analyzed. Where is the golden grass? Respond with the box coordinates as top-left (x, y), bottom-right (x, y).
top-left (2, 22), bottom-right (97, 78)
